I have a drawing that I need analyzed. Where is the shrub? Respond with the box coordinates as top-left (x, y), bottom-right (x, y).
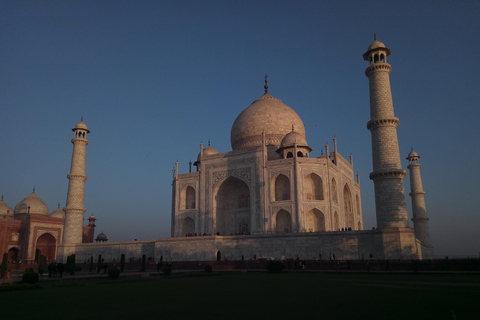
top-left (140, 255), bottom-right (146, 272)
top-left (22, 271), bottom-right (39, 284)
top-left (25, 268), bottom-right (34, 273)
top-left (266, 260), bottom-right (285, 273)
top-left (163, 266), bottom-right (172, 276)
top-left (204, 265), bottom-right (212, 273)
top-left (97, 255), bottom-right (103, 273)
top-left (108, 268), bottom-right (120, 280)
top-left (0, 253), bottom-right (7, 277)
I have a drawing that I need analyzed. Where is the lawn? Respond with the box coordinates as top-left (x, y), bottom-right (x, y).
top-left (3, 272), bottom-right (479, 320)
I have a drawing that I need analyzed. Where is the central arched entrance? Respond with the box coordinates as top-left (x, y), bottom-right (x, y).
top-left (35, 233), bottom-right (57, 262)
top-left (215, 177), bottom-right (251, 235)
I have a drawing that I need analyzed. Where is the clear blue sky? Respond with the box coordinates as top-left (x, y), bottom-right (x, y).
top-left (1, 1), bottom-right (479, 256)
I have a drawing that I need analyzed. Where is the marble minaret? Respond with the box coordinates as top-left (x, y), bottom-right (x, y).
top-left (407, 149), bottom-right (434, 258)
top-left (63, 119), bottom-right (90, 244)
top-left (363, 36), bottom-right (409, 229)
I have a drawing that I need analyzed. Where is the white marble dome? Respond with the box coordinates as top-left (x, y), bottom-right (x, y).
top-left (0, 197), bottom-right (13, 217)
top-left (280, 130), bottom-right (309, 149)
top-left (50, 205), bottom-right (65, 219)
top-left (197, 145), bottom-right (219, 161)
top-left (231, 93), bottom-right (305, 150)
top-left (367, 39), bottom-right (386, 51)
top-left (74, 120), bottom-right (88, 130)
top-left (407, 149), bottom-right (420, 160)
top-left (14, 192), bottom-right (49, 215)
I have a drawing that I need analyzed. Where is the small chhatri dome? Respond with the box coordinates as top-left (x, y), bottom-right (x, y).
top-left (14, 191), bottom-right (49, 215)
top-left (231, 79), bottom-right (306, 150)
top-left (89, 214), bottom-right (96, 220)
top-left (197, 144), bottom-right (219, 161)
top-left (280, 130), bottom-right (309, 149)
top-left (203, 145), bottom-right (218, 156)
top-left (407, 148), bottom-right (420, 160)
top-left (363, 34), bottom-right (391, 60)
top-left (50, 204), bottom-right (65, 219)
top-left (96, 231), bottom-right (108, 242)
top-left (73, 118), bottom-right (90, 133)
top-left (367, 34), bottom-right (386, 51)
top-left (0, 196), bottom-right (13, 217)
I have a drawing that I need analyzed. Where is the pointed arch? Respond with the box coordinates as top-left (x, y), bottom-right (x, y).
top-left (275, 174), bottom-right (290, 201)
top-left (306, 208), bottom-right (326, 232)
top-left (180, 185), bottom-right (196, 210)
top-left (35, 233), bottom-right (57, 262)
top-left (304, 173), bottom-right (324, 200)
top-left (215, 177), bottom-right (250, 235)
top-left (275, 209), bottom-right (292, 233)
top-left (343, 184), bottom-right (354, 229)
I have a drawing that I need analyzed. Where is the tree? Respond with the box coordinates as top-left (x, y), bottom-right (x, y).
top-left (0, 253), bottom-right (7, 277)
top-left (89, 255), bottom-right (93, 272)
top-left (120, 254), bottom-right (125, 273)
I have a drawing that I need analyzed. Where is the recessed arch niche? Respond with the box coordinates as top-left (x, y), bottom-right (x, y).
top-left (275, 209), bottom-right (292, 233)
top-left (306, 208), bottom-right (326, 232)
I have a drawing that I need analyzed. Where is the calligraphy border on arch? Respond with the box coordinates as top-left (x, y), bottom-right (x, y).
top-left (212, 167), bottom-right (252, 189)
top-left (303, 204), bottom-right (327, 213)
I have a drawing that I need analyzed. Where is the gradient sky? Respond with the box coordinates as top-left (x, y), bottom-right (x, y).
top-left (1, 1), bottom-right (479, 257)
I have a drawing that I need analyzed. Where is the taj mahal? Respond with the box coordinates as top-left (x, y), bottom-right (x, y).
top-left (0, 37), bottom-right (434, 263)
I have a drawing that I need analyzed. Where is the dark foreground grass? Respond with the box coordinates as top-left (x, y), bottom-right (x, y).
top-left (3, 272), bottom-right (479, 320)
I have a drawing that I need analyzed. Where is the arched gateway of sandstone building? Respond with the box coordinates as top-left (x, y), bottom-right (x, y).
top-left (57, 37), bottom-right (433, 262)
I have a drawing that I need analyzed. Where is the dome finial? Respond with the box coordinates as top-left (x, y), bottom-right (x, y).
top-left (292, 124), bottom-right (294, 132)
top-left (264, 74), bottom-right (269, 94)
top-left (33, 187), bottom-right (35, 194)
top-left (1, 195), bottom-right (3, 201)
top-left (58, 202), bottom-right (61, 209)
top-left (81, 116), bottom-right (83, 122)
top-left (208, 139), bottom-right (211, 147)
top-left (374, 33), bottom-right (377, 41)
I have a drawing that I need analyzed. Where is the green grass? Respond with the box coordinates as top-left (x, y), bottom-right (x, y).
top-left (2, 272), bottom-right (479, 319)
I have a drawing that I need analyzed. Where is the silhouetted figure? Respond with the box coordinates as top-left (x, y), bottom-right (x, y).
top-left (57, 263), bottom-right (64, 278)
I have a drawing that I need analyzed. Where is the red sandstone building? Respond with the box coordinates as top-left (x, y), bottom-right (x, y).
top-left (0, 191), bottom-right (96, 262)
